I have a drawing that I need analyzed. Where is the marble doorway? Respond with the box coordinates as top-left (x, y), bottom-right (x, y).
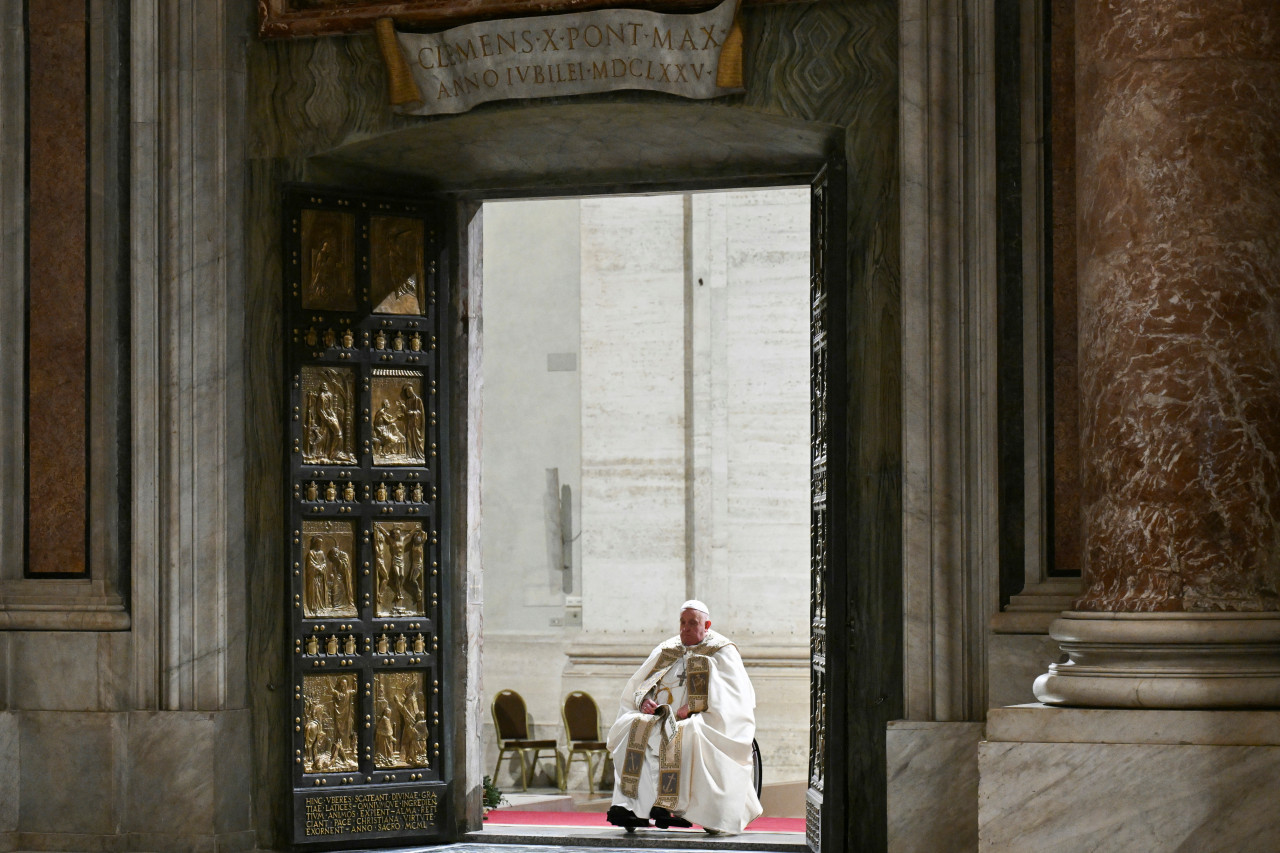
top-left (285, 101), bottom-right (860, 848)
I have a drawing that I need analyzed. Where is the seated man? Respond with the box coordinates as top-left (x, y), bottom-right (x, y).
top-left (605, 600), bottom-right (762, 835)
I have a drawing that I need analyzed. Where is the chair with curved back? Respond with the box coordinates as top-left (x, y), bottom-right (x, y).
top-left (560, 690), bottom-right (609, 795)
top-left (491, 689), bottom-right (561, 791)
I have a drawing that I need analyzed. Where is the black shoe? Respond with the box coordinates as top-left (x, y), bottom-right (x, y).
top-left (650, 806), bottom-right (693, 829)
top-left (607, 805), bottom-right (650, 830)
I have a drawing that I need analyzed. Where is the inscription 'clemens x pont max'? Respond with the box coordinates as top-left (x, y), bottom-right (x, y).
top-left (383, 0), bottom-right (744, 116)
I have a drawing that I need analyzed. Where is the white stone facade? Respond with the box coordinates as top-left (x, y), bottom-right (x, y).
top-left (479, 189), bottom-right (812, 789)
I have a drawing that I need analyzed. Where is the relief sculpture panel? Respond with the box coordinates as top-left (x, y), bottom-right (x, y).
top-left (374, 671), bottom-right (431, 768)
top-left (371, 216), bottom-right (426, 315)
top-left (303, 673), bottom-right (361, 773)
top-left (374, 520), bottom-right (427, 616)
top-left (302, 520), bottom-right (357, 618)
top-left (301, 209), bottom-right (357, 312)
top-left (371, 371), bottom-right (427, 466)
top-left (302, 366), bottom-right (358, 464)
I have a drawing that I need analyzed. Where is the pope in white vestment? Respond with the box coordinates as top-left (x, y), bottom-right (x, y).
top-left (605, 601), bottom-right (763, 835)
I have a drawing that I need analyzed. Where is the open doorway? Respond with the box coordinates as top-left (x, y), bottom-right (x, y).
top-left (474, 187), bottom-right (812, 841)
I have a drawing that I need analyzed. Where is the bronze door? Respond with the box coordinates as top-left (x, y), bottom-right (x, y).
top-left (284, 186), bottom-right (451, 845)
top-left (808, 160), bottom-right (847, 853)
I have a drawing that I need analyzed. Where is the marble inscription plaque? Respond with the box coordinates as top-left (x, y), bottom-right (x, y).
top-left (386, 0), bottom-right (743, 116)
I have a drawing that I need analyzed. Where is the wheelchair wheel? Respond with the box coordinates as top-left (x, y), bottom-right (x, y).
top-left (751, 738), bottom-right (762, 798)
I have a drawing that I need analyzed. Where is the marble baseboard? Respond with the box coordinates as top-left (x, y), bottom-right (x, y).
top-left (0, 831), bottom-right (257, 853)
top-left (980, 707), bottom-right (1280, 851)
top-left (886, 721), bottom-right (983, 853)
top-left (4, 709), bottom-right (252, 852)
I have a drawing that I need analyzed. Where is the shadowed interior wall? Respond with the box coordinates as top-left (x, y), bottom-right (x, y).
top-left (244, 1), bottom-right (900, 847)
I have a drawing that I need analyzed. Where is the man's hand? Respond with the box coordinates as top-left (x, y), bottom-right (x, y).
top-left (676, 704), bottom-right (690, 720)
top-left (640, 697), bottom-right (658, 714)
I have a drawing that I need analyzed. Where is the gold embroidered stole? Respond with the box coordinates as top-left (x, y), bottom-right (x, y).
top-left (655, 722), bottom-right (684, 809)
top-left (685, 653), bottom-right (712, 713)
top-left (619, 709), bottom-right (660, 798)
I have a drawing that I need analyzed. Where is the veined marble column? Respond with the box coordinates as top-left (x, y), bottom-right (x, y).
top-left (1035, 0), bottom-right (1280, 707)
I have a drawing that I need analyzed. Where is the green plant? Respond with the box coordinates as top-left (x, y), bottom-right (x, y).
top-left (482, 775), bottom-right (507, 814)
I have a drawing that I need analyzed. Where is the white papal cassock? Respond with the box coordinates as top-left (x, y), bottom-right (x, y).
top-left (606, 629), bottom-right (763, 834)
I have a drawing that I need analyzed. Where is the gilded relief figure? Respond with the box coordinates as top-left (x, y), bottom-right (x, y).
top-left (302, 674), bottom-right (359, 773)
top-left (402, 384), bottom-right (426, 459)
top-left (301, 366), bottom-right (356, 465)
top-left (374, 671), bottom-right (430, 768)
top-left (300, 209), bottom-right (356, 312)
top-left (371, 216), bottom-right (425, 315)
top-left (370, 371), bottom-right (426, 466)
top-left (372, 400), bottom-right (407, 457)
top-left (374, 520), bottom-right (425, 616)
top-left (301, 520), bottom-right (356, 618)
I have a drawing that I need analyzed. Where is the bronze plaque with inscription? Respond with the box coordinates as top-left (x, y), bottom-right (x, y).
top-left (295, 786), bottom-right (445, 842)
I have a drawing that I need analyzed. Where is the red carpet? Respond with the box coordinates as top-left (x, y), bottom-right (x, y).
top-left (485, 809), bottom-right (804, 833)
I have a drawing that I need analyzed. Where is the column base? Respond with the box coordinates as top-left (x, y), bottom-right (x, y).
top-left (1033, 611), bottom-right (1280, 708)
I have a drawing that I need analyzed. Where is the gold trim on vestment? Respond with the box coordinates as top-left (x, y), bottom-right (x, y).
top-left (686, 654), bottom-right (711, 714)
top-left (634, 632), bottom-right (733, 708)
top-left (620, 711), bottom-right (659, 799)
top-left (655, 723), bottom-right (684, 810)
